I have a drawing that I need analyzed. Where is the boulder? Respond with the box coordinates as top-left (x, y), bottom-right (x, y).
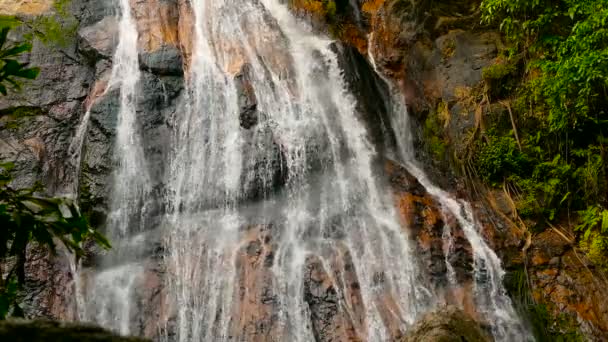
top-left (400, 307), bottom-right (490, 342)
top-left (0, 320), bottom-right (149, 342)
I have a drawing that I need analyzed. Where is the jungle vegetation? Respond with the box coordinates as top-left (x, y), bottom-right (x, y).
top-left (474, 0), bottom-right (608, 267)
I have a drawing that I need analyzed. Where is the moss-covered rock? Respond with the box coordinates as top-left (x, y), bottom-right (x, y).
top-left (400, 307), bottom-right (490, 342)
top-left (0, 320), bottom-right (149, 342)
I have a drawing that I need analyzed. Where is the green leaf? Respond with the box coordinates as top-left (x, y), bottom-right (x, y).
top-left (584, 227), bottom-right (592, 241)
top-left (0, 43), bottom-right (32, 58)
top-left (0, 27), bottom-right (8, 50)
top-left (0, 294), bottom-right (9, 320)
top-left (0, 16), bottom-right (21, 31)
top-left (1, 58), bottom-right (21, 74)
top-left (602, 210), bottom-right (608, 233)
top-left (559, 192), bottom-right (571, 205)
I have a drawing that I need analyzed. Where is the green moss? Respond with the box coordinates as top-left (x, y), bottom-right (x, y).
top-left (482, 59), bottom-right (520, 100)
top-left (441, 38), bottom-right (456, 59)
top-left (482, 62), bottom-right (515, 81)
top-left (0, 107), bottom-right (44, 130)
top-left (473, 134), bottom-right (528, 185)
top-left (423, 103), bottom-right (448, 160)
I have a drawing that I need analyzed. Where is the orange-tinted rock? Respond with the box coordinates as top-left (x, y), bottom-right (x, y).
top-left (304, 253), bottom-right (365, 341)
top-left (228, 225), bottom-right (281, 341)
top-left (0, 0), bottom-right (53, 15)
top-left (386, 159), bottom-right (474, 287)
top-left (176, 0), bottom-right (194, 69)
top-left (526, 230), bottom-right (608, 338)
top-left (130, 0), bottom-right (180, 52)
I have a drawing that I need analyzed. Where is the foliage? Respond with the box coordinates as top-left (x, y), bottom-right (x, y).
top-left (0, 0), bottom-right (78, 95)
top-left (576, 205), bottom-right (608, 268)
top-left (0, 0), bottom-right (78, 49)
top-left (475, 134), bottom-right (528, 185)
top-left (0, 163), bottom-right (110, 319)
top-left (476, 0), bottom-right (608, 261)
top-left (0, 27), bottom-right (39, 95)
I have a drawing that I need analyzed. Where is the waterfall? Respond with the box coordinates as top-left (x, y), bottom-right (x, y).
top-left (77, 0), bottom-right (150, 336)
top-left (163, 0), bottom-right (431, 340)
top-left (76, 0), bottom-right (532, 341)
top-left (367, 34), bottom-right (531, 341)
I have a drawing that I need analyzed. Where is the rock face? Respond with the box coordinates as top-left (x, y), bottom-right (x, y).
top-left (0, 320), bottom-right (149, 342)
top-left (400, 307), bottom-right (490, 342)
top-left (526, 230), bottom-right (608, 338)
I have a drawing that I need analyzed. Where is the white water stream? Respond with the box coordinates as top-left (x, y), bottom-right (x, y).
top-left (77, 0), bottom-right (150, 336)
top-left (74, 0), bottom-right (532, 341)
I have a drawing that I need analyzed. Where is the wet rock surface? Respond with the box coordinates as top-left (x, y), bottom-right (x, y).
top-left (234, 63), bottom-right (260, 130)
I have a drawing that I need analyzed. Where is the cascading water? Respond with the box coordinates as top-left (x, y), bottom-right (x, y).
top-left (76, 0), bottom-right (533, 341)
top-left (165, 0), bottom-right (430, 340)
top-left (77, 0), bottom-right (151, 336)
top-left (368, 34), bottom-right (531, 341)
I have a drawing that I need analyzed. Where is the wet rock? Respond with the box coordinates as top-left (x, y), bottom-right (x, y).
top-left (334, 43), bottom-right (397, 154)
top-left (229, 225), bottom-right (281, 340)
top-left (303, 252), bottom-right (365, 342)
top-left (71, 0), bottom-right (116, 27)
top-left (20, 245), bottom-right (75, 321)
top-left (130, 0), bottom-right (180, 53)
top-left (0, 320), bottom-right (149, 342)
top-left (400, 306), bottom-right (490, 342)
top-left (240, 122), bottom-right (288, 200)
top-left (139, 45), bottom-right (183, 76)
top-left (386, 159), bottom-right (473, 287)
top-left (234, 63), bottom-right (259, 129)
top-left (0, 16), bottom-right (96, 194)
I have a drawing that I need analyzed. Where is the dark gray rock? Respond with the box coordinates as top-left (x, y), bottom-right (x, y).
top-left (0, 320), bottom-right (149, 342)
top-left (334, 43), bottom-right (397, 155)
top-left (71, 0), bottom-right (117, 27)
top-left (240, 121), bottom-right (287, 200)
top-left (139, 45), bottom-right (184, 76)
top-left (234, 63), bottom-right (259, 129)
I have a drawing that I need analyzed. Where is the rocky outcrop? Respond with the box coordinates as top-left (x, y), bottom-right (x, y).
top-left (0, 320), bottom-right (149, 342)
top-left (526, 229), bottom-right (608, 339)
top-left (400, 307), bottom-right (490, 342)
